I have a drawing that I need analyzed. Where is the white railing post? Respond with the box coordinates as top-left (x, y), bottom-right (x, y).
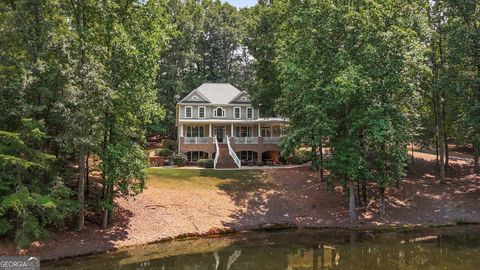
top-left (214, 136), bottom-right (219, 169)
top-left (226, 135), bottom-right (241, 168)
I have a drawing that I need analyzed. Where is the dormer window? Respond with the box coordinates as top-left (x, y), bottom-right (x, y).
top-left (247, 107), bottom-right (254, 119)
top-left (185, 106), bottom-right (192, 118)
top-left (214, 107), bottom-right (225, 117)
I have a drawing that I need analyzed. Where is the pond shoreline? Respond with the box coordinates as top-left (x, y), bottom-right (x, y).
top-left (42, 224), bottom-right (480, 270)
top-left (1, 154), bottom-right (479, 262)
top-left (33, 221), bottom-right (480, 262)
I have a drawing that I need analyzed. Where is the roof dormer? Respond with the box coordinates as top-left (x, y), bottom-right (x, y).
top-left (180, 89), bottom-right (210, 103)
top-left (229, 91), bottom-right (251, 104)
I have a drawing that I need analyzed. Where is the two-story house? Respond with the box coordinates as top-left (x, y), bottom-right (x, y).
top-left (176, 83), bottom-right (286, 168)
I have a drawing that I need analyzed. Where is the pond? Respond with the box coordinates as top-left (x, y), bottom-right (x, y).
top-left (43, 225), bottom-right (480, 270)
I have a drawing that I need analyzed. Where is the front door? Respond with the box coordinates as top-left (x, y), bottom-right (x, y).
top-left (214, 126), bottom-right (225, 143)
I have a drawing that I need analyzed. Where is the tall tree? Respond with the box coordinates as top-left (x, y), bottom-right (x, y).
top-left (1, 0), bottom-right (171, 245)
top-left (272, 0), bottom-right (427, 221)
top-left (155, 0), bottom-right (253, 137)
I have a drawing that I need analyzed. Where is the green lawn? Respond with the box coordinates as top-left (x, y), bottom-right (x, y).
top-left (147, 168), bottom-right (266, 191)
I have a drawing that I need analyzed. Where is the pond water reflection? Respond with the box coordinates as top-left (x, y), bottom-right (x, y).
top-left (43, 226), bottom-right (480, 270)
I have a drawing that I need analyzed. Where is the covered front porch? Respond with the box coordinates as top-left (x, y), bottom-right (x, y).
top-left (178, 120), bottom-right (284, 145)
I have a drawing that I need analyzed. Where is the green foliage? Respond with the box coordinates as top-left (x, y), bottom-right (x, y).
top-left (196, 159), bottom-right (214, 168)
top-left (172, 153), bottom-right (188, 166)
top-left (0, 121), bottom-right (77, 247)
top-left (155, 148), bottom-right (173, 157)
top-left (1, 185), bottom-right (77, 248)
top-left (264, 0), bottom-right (428, 219)
top-left (154, 0), bottom-right (254, 136)
top-left (102, 141), bottom-right (148, 199)
top-left (161, 139), bottom-right (178, 151)
top-left (243, 2), bottom-right (282, 116)
top-left (0, 0), bottom-right (173, 242)
top-left (287, 149), bottom-right (311, 165)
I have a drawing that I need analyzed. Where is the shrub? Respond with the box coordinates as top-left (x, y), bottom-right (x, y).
top-left (196, 159), bottom-right (214, 168)
top-left (161, 139), bottom-right (177, 151)
top-left (155, 148), bottom-right (172, 157)
top-left (287, 149), bottom-right (311, 165)
top-left (172, 153), bottom-right (188, 166)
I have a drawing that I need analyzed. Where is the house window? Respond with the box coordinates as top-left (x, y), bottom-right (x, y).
top-left (235, 126), bottom-right (252, 137)
top-left (247, 107), bottom-right (254, 119)
top-left (185, 106), bottom-right (192, 118)
top-left (234, 107), bottom-right (241, 119)
top-left (192, 95), bottom-right (198, 100)
top-left (236, 151), bottom-right (256, 161)
top-left (214, 107), bottom-right (225, 117)
top-left (186, 151), bottom-right (208, 162)
top-left (186, 126), bottom-right (205, 137)
top-left (241, 96), bottom-right (247, 101)
top-left (261, 127), bottom-right (271, 137)
top-left (198, 106), bottom-right (205, 118)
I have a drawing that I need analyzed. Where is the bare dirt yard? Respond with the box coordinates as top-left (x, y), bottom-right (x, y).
top-left (1, 151), bottom-right (479, 260)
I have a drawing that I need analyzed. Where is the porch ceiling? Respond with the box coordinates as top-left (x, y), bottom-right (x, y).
top-left (178, 118), bottom-right (287, 124)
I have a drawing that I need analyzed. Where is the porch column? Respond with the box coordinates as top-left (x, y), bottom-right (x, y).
top-left (258, 124), bottom-right (261, 137)
top-left (209, 123), bottom-right (212, 137)
top-left (180, 124), bottom-right (184, 137)
top-left (231, 123), bottom-right (234, 137)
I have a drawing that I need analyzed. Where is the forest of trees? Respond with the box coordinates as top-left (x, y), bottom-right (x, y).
top-left (248, 0), bottom-right (479, 222)
top-left (0, 0), bottom-right (478, 247)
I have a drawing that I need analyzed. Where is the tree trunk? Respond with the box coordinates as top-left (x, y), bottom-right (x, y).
top-left (107, 184), bottom-right (114, 223)
top-left (77, 152), bottom-right (86, 231)
top-left (361, 183), bottom-right (367, 206)
top-left (85, 152), bottom-right (90, 196)
top-left (102, 184), bottom-right (110, 229)
top-left (319, 142), bottom-right (324, 182)
top-left (474, 140), bottom-right (479, 174)
top-left (411, 141), bottom-right (414, 163)
top-left (437, 93), bottom-right (446, 183)
top-left (356, 181), bottom-right (363, 207)
top-left (348, 181), bottom-right (357, 224)
top-left (102, 208), bottom-right (109, 229)
top-left (311, 144), bottom-right (318, 171)
top-left (433, 91), bottom-right (439, 170)
top-left (429, 3), bottom-right (445, 183)
top-left (102, 184), bottom-right (114, 229)
top-left (442, 98), bottom-right (449, 168)
top-left (379, 186), bottom-right (386, 217)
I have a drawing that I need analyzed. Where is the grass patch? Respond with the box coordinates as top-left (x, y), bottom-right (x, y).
top-left (147, 168), bottom-right (265, 191)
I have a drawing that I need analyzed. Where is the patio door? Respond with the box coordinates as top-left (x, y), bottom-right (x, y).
top-left (214, 126), bottom-right (225, 143)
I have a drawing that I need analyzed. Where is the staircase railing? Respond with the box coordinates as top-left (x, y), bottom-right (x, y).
top-left (226, 135), bottom-right (241, 168)
top-left (214, 136), bottom-right (219, 169)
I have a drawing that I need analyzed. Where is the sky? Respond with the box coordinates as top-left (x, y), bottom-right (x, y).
top-left (223, 0), bottom-right (257, 8)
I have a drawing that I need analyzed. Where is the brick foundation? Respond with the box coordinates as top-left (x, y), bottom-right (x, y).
top-left (178, 137), bottom-right (281, 162)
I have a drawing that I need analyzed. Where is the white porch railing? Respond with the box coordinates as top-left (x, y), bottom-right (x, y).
top-left (262, 137), bottom-right (281, 144)
top-left (234, 137), bottom-right (259, 144)
top-left (183, 137), bottom-right (209, 144)
top-left (226, 135), bottom-right (241, 168)
top-left (214, 136), bottom-right (219, 169)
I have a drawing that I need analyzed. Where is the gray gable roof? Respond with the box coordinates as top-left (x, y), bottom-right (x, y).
top-left (180, 83), bottom-right (244, 104)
